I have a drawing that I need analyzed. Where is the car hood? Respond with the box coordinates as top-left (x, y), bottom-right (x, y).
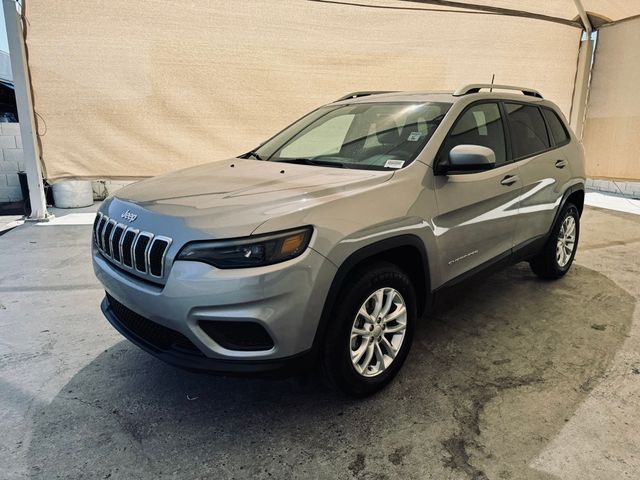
top-left (106, 158), bottom-right (394, 238)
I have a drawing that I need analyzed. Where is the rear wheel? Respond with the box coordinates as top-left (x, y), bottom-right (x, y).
top-left (321, 262), bottom-right (416, 397)
top-left (530, 202), bottom-right (580, 279)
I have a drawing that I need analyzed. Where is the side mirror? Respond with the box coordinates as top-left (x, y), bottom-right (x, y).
top-left (446, 145), bottom-right (496, 173)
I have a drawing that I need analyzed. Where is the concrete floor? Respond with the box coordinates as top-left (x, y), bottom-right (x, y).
top-left (1, 206), bottom-right (639, 480)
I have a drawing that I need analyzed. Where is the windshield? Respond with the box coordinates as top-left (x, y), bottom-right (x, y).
top-left (247, 102), bottom-right (451, 170)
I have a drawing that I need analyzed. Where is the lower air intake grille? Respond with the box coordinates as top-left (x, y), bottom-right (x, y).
top-left (106, 293), bottom-right (202, 355)
top-left (199, 320), bottom-right (274, 351)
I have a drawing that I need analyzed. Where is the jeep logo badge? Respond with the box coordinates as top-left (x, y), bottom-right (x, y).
top-left (121, 210), bottom-right (138, 223)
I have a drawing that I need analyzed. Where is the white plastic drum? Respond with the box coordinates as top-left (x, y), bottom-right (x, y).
top-left (51, 180), bottom-right (94, 208)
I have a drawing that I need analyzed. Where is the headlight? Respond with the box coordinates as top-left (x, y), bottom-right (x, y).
top-left (176, 226), bottom-right (313, 269)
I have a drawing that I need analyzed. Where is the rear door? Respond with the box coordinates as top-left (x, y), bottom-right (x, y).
top-left (505, 103), bottom-right (573, 249)
top-left (433, 102), bottom-right (522, 284)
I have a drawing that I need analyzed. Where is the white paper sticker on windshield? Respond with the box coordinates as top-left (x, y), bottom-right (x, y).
top-left (385, 159), bottom-right (405, 169)
top-left (407, 131), bottom-right (422, 142)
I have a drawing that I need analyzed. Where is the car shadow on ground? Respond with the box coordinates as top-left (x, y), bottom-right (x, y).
top-left (27, 263), bottom-right (635, 480)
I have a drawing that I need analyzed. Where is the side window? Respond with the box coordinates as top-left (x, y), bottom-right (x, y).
top-left (505, 103), bottom-right (550, 158)
top-left (441, 103), bottom-right (507, 166)
top-left (280, 114), bottom-right (354, 158)
top-left (542, 108), bottom-right (570, 146)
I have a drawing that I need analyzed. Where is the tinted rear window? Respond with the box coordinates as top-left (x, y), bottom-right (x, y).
top-left (542, 108), bottom-right (570, 145)
top-left (505, 103), bottom-right (550, 159)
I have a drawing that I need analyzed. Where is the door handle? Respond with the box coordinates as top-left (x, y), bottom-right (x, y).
top-left (500, 175), bottom-right (519, 186)
top-left (555, 159), bottom-right (567, 169)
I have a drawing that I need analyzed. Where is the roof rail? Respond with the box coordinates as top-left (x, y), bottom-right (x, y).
top-left (453, 84), bottom-right (543, 99)
top-left (334, 91), bottom-right (396, 102)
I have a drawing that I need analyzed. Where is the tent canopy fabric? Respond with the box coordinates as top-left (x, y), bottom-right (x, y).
top-left (404, 1), bottom-right (640, 24)
top-left (21, 0), bottom-right (640, 181)
top-left (582, 16), bottom-right (640, 180)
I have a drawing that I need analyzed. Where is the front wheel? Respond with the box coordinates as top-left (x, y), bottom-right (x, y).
top-left (320, 262), bottom-right (417, 397)
top-left (530, 202), bottom-right (580, 279)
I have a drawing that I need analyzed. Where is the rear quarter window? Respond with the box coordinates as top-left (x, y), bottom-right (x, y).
top-left (542, 108), bottom-right (570, 146)
top-left (505, 103), bottom-right (550, 159)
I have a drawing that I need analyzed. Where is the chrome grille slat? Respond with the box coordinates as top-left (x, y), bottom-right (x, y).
top-left (117, 226), bottom-right (126, 263)
top-left (92, 213), bottom-right (102, 245)
top-left (121, 229), bottom-right (138, 268)
top-left (92, 213), bottom-right (172, 280)
top-left (100, 218), bottom-right (110, 251)
top-left (103, 220), bottom-right (117, 257)
top-left (148, 236), bottom-right (172, 277)
top-left (97, 215), bottom-right (108, 250)
top-left (134, 232), bottom-right (153, 273)
top-left (110, 225), bottom-right (126, 262)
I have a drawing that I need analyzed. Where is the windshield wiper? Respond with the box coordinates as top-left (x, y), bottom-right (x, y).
top-left (276, 158), bottom-right (346, 169)
top-left (241, 150), bottom-right (263, 160)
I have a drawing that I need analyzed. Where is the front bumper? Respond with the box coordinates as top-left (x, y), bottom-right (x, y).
top-left (93, 244), bottom-right (336, 372)
top-left (101, 295), bottom-right (314, 375)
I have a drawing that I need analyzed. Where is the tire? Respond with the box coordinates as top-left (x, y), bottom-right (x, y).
top-left (529, 202), bottom-right (580, 279)
top-left (320, 261), bottom-right (417, 397)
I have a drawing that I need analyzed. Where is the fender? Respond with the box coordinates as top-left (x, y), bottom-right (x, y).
top-left (551, 182), bottom-right (585, 225)
top-left (309, 234), bottom-right (431, 359)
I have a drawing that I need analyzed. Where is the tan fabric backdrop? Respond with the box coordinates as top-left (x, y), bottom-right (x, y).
top-left (583, 17), bottom-right (640, 180)
top-left (447, 0), bottom-right (640, 22)
top-left (26, 0), bottom-right (581, 180)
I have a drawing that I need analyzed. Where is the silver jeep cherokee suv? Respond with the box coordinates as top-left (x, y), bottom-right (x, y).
top-left (93, 84), bottom-right (585, 396)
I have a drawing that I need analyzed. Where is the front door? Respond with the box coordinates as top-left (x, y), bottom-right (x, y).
top-left (433, 102), bottom-right (521, 285)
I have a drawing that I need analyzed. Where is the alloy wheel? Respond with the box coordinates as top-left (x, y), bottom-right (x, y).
top-left (349, 287), bottom-right (408, 377)
top-left (556, 214), bottom-right (576, 267)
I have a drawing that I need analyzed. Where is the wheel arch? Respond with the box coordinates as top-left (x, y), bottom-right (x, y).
top-left (548, 183), bottom-right (585, 235)
top-left (311, 235), bottom-right (431, 358)
top-left (566, 188), bottom-right (585, 216)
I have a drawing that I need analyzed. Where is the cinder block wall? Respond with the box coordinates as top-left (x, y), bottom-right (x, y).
top-left (0, 123), bottom-right (24, 202)
top-left (586, 179), bottom-right (640, 199)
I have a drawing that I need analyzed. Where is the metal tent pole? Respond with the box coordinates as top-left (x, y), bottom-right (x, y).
top-left (2, 0), bottom-right (50, 221)
top-left (571, 0), bottom-right (594, 140)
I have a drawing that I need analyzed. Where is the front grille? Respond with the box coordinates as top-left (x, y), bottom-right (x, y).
top-left (106, 293), bottom-right (202, 355)
top-left (93, 212), bottom-right (172, 280)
